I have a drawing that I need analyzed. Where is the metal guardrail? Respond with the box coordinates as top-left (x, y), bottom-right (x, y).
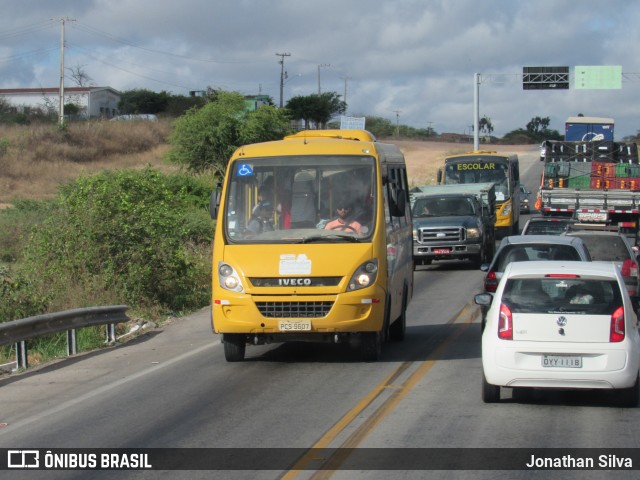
top-left (0, 305), bottom-right (130, 370)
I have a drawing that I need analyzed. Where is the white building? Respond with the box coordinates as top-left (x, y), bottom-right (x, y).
top-left (0, 87), bottom-right (121, 119)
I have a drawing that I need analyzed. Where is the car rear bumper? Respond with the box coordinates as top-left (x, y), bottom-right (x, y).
top-left (482, 344), bottom-right (640, 389)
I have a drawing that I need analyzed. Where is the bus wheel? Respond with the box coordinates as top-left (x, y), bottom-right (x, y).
top-left (360, 332), bottom-right (382, 361)
top-left (223, 334), bottom-right (246, 362)
top-left (389, 295), bottom-right (407, 342)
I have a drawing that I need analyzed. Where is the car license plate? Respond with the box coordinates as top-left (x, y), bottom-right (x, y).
top-left (278, 320), bottom-right (312, 332)
top-left (542, 355), bottom-right (582, 368)
top-left (577, 211), bottom-right (608, 222)
top-left (433, 248), bottom-right (451, 254)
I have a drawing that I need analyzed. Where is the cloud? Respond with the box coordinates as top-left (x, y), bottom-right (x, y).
top-left (1, 0), bottom-right (639, 137)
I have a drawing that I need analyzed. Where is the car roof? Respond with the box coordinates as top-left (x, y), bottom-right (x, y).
top-left (566, 230), bottom-right (628, 237)
top-left (499, 234), bottom-right (584, 246)
top-left (504, 260), bottom-right (619, 278)
top-left (525, 216), bottom-right (574, 223)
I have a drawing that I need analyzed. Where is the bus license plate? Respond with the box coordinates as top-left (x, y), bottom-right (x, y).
top-left (542, 355), bottom-right (582, 368)
top-left (278, 320), bottom-right (312, 332)
top-left (434, 248), bottom-right (451, 254)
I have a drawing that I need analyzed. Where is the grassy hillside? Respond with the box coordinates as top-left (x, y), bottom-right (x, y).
top-left (0, 119), bottom-right (177, 205)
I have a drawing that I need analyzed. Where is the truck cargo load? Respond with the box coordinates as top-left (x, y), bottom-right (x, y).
top-left (536, 115), bottom-right (640, 240)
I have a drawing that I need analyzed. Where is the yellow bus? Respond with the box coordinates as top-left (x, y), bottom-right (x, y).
top-left (440, 151), bottom-right (520, 236)
top-left (210, 129), bottom-right (413, 361)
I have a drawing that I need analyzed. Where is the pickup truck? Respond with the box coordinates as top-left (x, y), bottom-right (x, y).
top-left (410, 182), bottom-right (496, 268)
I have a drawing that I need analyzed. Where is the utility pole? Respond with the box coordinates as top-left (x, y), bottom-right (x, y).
top-left (393, 110), bottom-right (401, 138)
top-left (55, 16), bottom-right (75, 127)
top-left (317, 64), bottom-right (330, 94)
top-left (426, 121), bottom-right (434, 136)
top-left (276, 52), bottom-right (291, 108)
top-left (340, 76), bottom-right (352, 112)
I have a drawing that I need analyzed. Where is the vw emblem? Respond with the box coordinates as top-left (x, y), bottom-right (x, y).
top-left (557, 316), bottom-right (568, 327)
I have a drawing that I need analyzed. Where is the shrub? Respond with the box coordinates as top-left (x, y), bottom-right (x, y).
top-left (19, 168), bottom-right (214, 317)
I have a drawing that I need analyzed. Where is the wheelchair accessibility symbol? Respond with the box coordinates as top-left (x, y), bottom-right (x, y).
top-left (237, 164), bottom-right (254, 177)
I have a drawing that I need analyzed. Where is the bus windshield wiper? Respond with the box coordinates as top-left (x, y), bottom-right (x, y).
top-left (297, 234), bottom-right (360, 243)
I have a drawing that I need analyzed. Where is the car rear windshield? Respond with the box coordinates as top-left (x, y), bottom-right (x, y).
top-left (523, 221), bottom-right (572, 235)
top-left (570, 234), bottom-right (630, 262)
top-left (502, 278), bottom-right (623, 314)
top-left (496, 244), bottom-right (582, 271)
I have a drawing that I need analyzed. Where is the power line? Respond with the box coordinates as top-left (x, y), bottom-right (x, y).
top-left (72, 21), bottom-right (260, 65)
top-left (0, 20), bottom-right (56, 40)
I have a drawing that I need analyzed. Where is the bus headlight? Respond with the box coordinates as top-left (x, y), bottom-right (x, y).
top-left (347, 259), bottom-right (378, 291)
top-left (501, 203), bottom-right (511, 216)
top-left (218, 262), bottom-right (244, 293)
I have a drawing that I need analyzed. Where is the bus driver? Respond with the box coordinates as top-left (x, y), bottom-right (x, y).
top-left (324, 199), bottom-right (363, 234)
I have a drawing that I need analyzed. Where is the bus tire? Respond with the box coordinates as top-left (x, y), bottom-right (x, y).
top-left (223, 334), bottom-right (246, 362)
top-left (389, 290), bottom-right (407, 342)
top-left (360, 332), bottom-right (382, 361)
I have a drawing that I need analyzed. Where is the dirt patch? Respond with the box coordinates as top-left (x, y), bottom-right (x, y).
top-left (390, 140), bottom-right (536, 187)
top-left (0, 139), bottom-right (536, 205)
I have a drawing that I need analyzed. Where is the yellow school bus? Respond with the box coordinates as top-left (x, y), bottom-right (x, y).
top-left (210, 129), bottom-right (413, 361)
top-left (440, 151), bottom-right (520, 236)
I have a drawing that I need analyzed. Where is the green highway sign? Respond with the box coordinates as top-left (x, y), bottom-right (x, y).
top-left (574, 66), bottom-right (622, 89)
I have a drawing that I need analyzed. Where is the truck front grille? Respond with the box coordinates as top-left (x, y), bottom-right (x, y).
top-left (417, 227), bottom-right (464, 243)
top-left (255, 301), bottom-right (333, 318)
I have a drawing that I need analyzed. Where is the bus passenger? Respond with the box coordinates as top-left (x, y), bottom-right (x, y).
top-left (324, 199), bottom-right (362, 234)
top-left (247, 201), bottom-right (275, 235)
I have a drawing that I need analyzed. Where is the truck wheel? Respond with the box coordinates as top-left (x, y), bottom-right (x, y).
top-left (360, 331), bottom-right (382, 361)
top-left (223, 334), bottom-right (246, 362)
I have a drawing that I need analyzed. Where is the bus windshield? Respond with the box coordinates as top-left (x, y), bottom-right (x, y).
top-left (444, 156), bottom-right (510, 201)
top-left (224, 155), bottom-right (377, 243)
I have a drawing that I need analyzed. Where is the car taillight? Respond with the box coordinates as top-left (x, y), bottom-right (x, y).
top-left (610, 306), bottom-right (625, 343)
top-left (498, 303), bottom-right (513, 340)
top-left (485, 271), bottom-right (498, 292)
top-left (621, 259), bottom-right (638, 278)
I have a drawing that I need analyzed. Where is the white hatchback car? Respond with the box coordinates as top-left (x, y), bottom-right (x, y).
top-left (476, 261), bottom-right (640, 406)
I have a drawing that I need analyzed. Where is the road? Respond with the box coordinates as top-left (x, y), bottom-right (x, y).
top-left (1, 146), bottom-right (639, 479)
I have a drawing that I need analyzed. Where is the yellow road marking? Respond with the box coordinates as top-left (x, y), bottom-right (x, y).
top-left (282, 304), bottom-right (478, 479)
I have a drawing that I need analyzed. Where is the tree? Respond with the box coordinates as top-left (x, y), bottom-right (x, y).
top-left (526, 116), bottom-right (551, 135)
top-left (118, 89), bottom-right (171, 114)
top-left (167, 91), bottom-right (291, 174)
top-left (479, 116), bottom-right (494, 135)
top-left (67, 64), bottom-right (94, 87)
top-left (286, 92), bottom-right (346, 129)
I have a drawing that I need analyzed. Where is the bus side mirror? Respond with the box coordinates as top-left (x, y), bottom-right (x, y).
top-left (437, 169), bottom-right (443, 184)
top-left (210, 186), bottom-right (222, 219)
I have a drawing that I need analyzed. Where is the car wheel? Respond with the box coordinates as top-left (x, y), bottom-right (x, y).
top-left (223, 334), bottom-right (246, 362)
top-left (360, 331), bottom-right (382, 361)
top-left (482, 371), bottom-right (500, 403)
top-left (618, 374), bottom-right (639, 408)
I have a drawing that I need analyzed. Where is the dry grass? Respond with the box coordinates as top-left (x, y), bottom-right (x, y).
top-left (0, 119), bottom-right (177, 205)
top-left (0, 123), bottom-right (533, 206)
top-left (392, 139), bottom-right (534, 187)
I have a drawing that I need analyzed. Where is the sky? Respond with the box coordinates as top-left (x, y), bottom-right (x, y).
top-left (2, 0), bottom-right (640, 138)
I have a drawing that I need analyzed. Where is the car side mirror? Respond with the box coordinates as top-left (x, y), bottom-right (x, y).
top-left (474, 293), bottom-right (493, 306)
